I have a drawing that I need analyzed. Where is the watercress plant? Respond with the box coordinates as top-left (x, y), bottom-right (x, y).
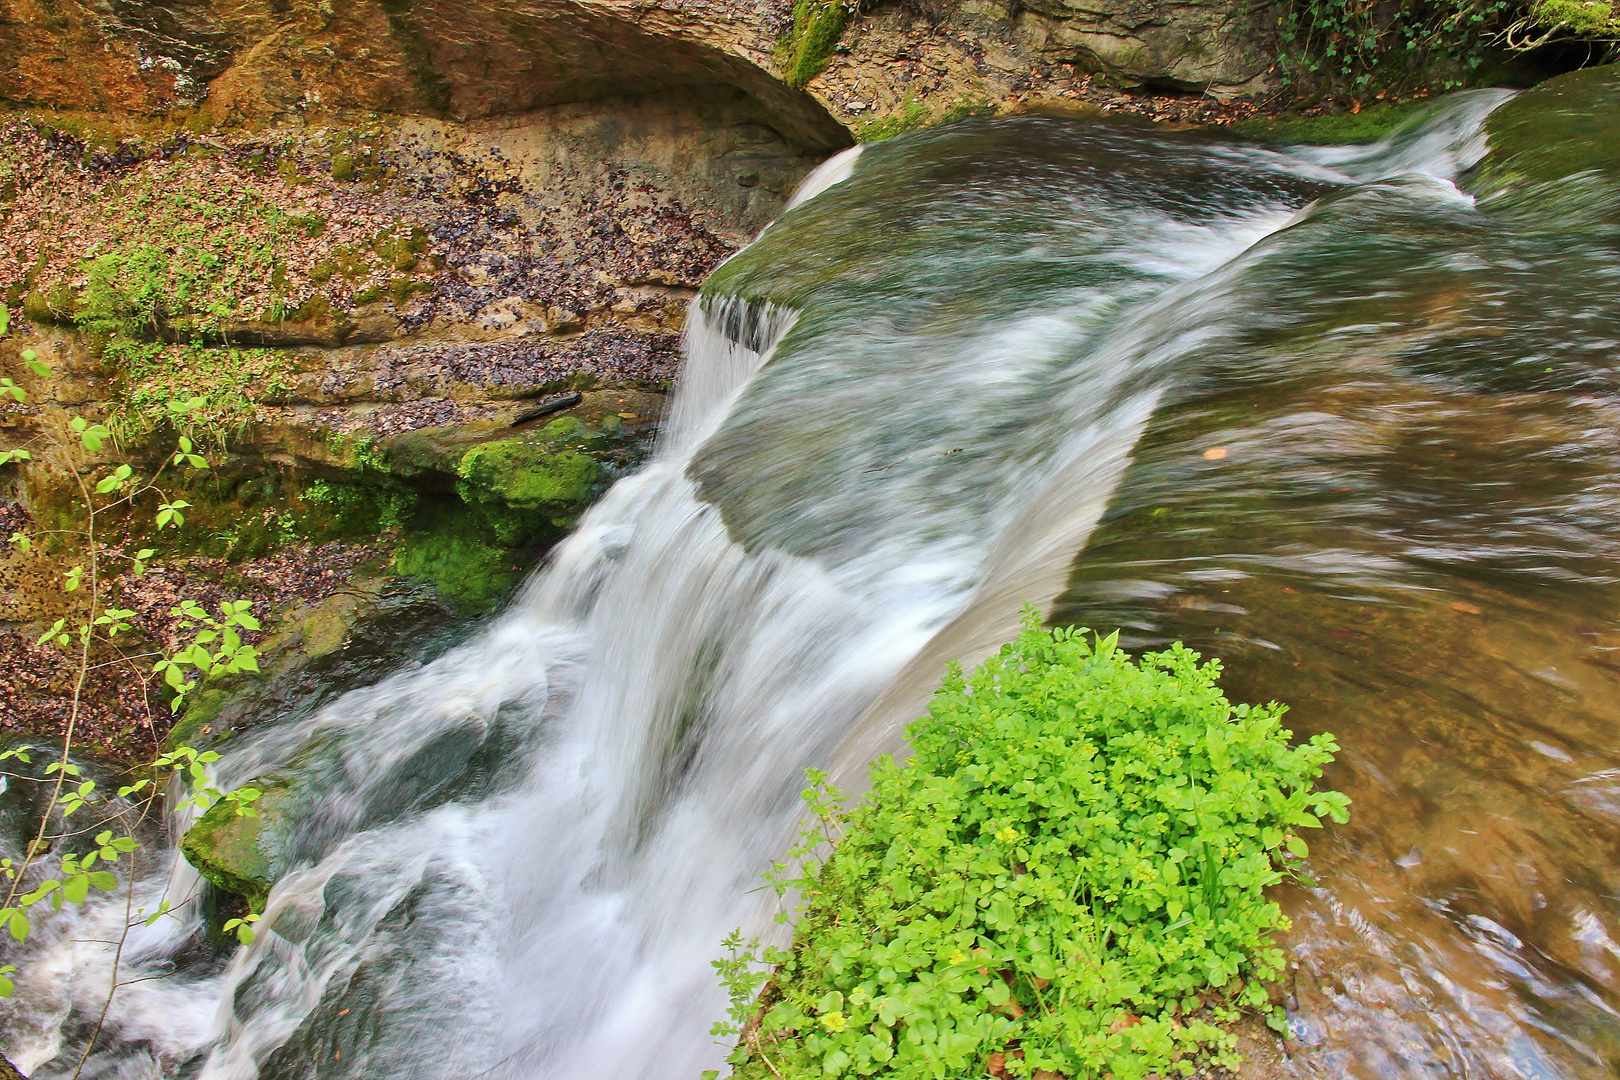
top-left (715, 611), bottom-right (1348, 1080)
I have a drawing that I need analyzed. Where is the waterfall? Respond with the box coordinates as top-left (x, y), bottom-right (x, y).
top-left (12, 88), bottom-right (1619, 1080)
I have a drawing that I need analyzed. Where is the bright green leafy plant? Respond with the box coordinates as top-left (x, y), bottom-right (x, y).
top-left (713, 610), bottom-right (1349, 1080)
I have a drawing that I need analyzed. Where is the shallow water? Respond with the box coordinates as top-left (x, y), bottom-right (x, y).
top-left (4, 88), bottom-right (1617, 1080)
top-left (1049, 166), bottom-right (1620, 1076)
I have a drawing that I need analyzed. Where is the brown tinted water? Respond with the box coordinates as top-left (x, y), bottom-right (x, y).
top-left (1052, 217), bottom-right (1620, 1076)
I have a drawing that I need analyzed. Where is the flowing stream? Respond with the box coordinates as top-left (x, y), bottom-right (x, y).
top-left (5, 89), bottom-right (1619, 1080)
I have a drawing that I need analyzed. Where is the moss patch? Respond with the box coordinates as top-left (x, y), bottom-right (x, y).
top-left (856, 98), bottom-right (998, 143)
top-left (1231, 98), bottom-right (1435, 145)
top-left (454, 418), bottom-right (608, 521)
top-left (457, 442), bottom-right (601, 515)
top-left (1530, 0), bottom-right (1620, 37)
top-left (779, 0), bottom-right (852, 89)
top-left (180, 779), bottom-right (295, 911)
top-left (1473, 63), bottom-right (1620, 189)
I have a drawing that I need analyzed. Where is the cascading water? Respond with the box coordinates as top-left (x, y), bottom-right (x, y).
top-left (4, 86), bottom-right (1617, 1080)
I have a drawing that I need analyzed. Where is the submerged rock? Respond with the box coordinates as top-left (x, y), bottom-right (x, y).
top-left (180, 714), bottom-right (498, 909)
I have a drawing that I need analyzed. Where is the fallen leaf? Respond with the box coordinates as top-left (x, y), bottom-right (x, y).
top-left (1450, 602), bottom-right (1482, 615)
top-left (1110, 1013), bottom-right (1141, 1033)
top-left (1202, 447), bottom-right (1227, 460)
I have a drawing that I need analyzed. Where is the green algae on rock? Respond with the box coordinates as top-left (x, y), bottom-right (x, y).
top-left (1472, 62), bottom-right (1620, 190)
top-left (181, 777), bottom-right (300, 911)
top-left (455, 423), bottom-right (606, 524)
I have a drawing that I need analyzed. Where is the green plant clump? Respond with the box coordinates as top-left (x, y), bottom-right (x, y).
top-left (106, 339), bottom-right (297, 446)
top-left (721, 613), bottom-right (1348, 1080)
top-left (1277, 0), bottom-right (1517, 93)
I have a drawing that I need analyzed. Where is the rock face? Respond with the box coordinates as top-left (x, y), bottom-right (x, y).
top-left (0, 0), bottom-right (1279, 134)
top-left (0, 0), bottom-right (849, 144)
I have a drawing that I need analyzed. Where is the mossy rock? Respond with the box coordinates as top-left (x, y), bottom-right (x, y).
top-left (454, 424), bottom-right (605, 523)
top-left (180, 779), bottom-right (298, 911)
top-left (179, 734), bottom-right (350, 909)
top-left (1473, 63), bottom-right (1620, 190)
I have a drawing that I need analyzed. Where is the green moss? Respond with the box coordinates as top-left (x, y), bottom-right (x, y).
top-left (455, 434), bottom-right (604, 519)
top-left (1531, 0), bottom-right (1620, 35)
top-left (21, 288), bottom-right (59, 325)
top-left (1231, 98), bottom-right (1433, 145)
top-left (163, 686), bottom-right (233, 752)
top-left (779, 0), bottom-right (851, 89)
top-left (180, 780), bottom-right (294, 911)
top-left (331, 153), bottom-right (355, 181)
top-left (389, 424), bottom-right (616, 608)
top-left (854, 98), bottom-right (998, 143)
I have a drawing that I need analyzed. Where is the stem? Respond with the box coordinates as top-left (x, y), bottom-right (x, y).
top-left (2, 457), bottom-right (99, 911)
top-left (71, 824), bottom-right (138, 1080)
